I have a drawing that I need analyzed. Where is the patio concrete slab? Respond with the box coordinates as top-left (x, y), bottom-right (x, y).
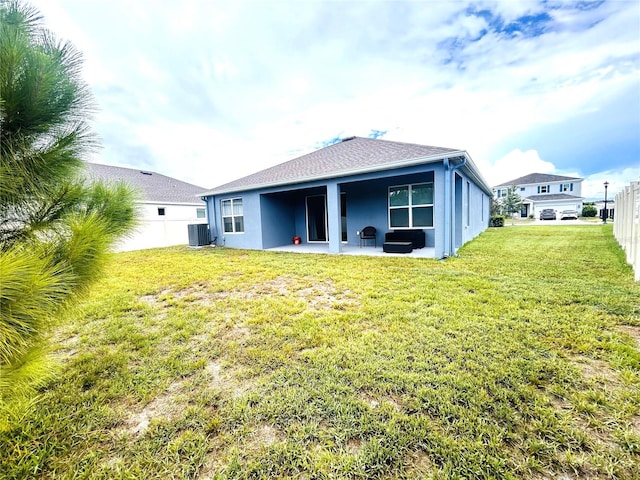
top-left (267, 243), bottom-right (437, 258)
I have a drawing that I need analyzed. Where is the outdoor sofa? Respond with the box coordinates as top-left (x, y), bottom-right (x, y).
top-left (383, 229), bottom-right (426, 253)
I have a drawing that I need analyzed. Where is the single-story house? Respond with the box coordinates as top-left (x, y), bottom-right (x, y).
top-left (85, 163), bottom-right (208, 251)
top-left (494, 173), bottom-right (584, 218)
top-left (200, 137), bottom-right (492, 258)
top-left (594, 200), bottom-right (615, 220)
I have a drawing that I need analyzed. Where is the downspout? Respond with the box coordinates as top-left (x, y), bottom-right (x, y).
top-left (443, 158), bottom-right (451, 258)
top-left (442, 155), bottom-right (467, 259)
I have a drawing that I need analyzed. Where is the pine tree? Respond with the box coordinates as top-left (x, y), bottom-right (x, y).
top-left (0, 1), bottom-right (137, 422)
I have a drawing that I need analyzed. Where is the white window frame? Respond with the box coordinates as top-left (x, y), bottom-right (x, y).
top-left (221, 197), bottom-right (244, 233)
top-left (388, 182), bottom-right (434, 229)
top-left (196, 208), bottom-right (206, 219)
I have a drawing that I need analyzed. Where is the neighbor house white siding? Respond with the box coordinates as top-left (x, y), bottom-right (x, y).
top-left (115, 202), bottom-right (207, 252)
top-left (495, 175), bottom-right (584, 218)
top-left (530, 199), bottom-right (584, 217)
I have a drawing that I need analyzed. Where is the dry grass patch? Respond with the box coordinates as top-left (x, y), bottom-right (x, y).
top-left (221, 323), bottom-right (250, 342)
top-left (360, 391), bottom-right (403, 412)
top-left (631, 415), bottom-right (640, 435)
top-left (198, 453), bottom-right (224, 480)
top-left (140, 276), bottom-right (358, 312)
top-left (405, 450), bottom-right (434, 476)
top-left (138, 288), bottom-right (171, 305)
top-left (121, 379), bottom-right (187, 436)
top-left (252, 424), bottom-right (280, 448)
top-left (49, 332), bottom-right (81, 362)
top-left (571, 355), bottom-right (622, 387)
top-left (205, 360), bottom-right (254, 399)
top-left (619, 325), bottom-right (640, 348)
top-left (346, 437), bottom-right (363, 454)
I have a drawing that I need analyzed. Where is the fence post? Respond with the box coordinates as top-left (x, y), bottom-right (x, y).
top-left (614, 180), bottom-right (640, 281)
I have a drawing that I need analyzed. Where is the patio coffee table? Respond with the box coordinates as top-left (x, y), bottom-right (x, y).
top-left (383, 241), bottom-right (413, 254)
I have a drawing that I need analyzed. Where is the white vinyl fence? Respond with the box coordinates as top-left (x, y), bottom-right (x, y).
top-left (613, 180), bottom-right (640, 281)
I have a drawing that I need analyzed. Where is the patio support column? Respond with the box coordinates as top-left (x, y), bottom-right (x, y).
top-left (443, 158), bottom-right (451, 258)
top-left (442, 156), bottom-right (467, 258)
top-left (326, 181), bottom-right (342, 254)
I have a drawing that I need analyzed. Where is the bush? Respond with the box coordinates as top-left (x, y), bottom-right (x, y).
top-left (490, 215), bottom-right (505, 227)
top-left (582, 205), bottom-right (597, 217)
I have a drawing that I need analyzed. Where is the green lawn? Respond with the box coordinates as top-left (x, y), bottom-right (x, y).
top-left (2, 226), bottom-right (639, 479)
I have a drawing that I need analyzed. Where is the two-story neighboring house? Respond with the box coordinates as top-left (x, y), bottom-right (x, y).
top-left (494, 173), bottom-right (584, 218)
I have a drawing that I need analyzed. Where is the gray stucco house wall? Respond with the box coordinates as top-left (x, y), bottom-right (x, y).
top-left (200, 137), bottom-right (493, 258)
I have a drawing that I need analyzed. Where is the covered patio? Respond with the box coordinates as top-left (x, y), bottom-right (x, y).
top-left (201, 137), bottom-right (493, 258)
top-left (267, 243), bottom-right (437, 258)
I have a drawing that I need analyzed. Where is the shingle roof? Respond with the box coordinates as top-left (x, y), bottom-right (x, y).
top-left (201, 137), bottom-right (464, 196)
top-left (524, 194), bottom-right (584, 201)
top-left (495, 173), bottom-right (582, 187)
top-left (84, 163), bottom-right (207, 204)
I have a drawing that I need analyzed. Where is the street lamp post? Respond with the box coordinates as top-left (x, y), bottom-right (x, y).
top-left (603, 181), bottom-right (609, 224)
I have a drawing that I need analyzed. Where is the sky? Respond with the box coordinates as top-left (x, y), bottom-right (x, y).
top-left (33, 0), bottom-right (640, 200)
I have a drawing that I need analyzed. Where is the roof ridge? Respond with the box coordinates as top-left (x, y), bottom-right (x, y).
top-left (350, 136), bottom-right (462, 151)
top-left (495, 172), bottom-right (582, 187)
top-left (202, 137), bottom-right (467, 196)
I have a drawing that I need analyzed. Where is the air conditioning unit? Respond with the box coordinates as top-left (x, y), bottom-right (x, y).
top-left (188, 224), bottom-right (210, 246)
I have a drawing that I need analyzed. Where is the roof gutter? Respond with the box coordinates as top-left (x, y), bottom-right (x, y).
top-left (199, 151), bottom-right (468, 197)
top-left (458, 154), bottom-right (493, 196)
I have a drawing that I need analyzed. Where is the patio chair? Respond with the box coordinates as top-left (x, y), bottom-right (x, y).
top-left (359, 226), bottom-right (377, 247)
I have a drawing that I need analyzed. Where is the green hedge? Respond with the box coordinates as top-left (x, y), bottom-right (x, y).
top-left (582, 205), bottom-right (597, 217)
top-left (490, 215), bottom-right (505, 227)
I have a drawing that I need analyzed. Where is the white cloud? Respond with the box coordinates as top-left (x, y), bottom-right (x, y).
top-left (29, 0), bottom-right (639, 190)
top-left (483, 149), bottom-right (556, 185)
top-left (480, 0), bottom-right (543, 23)
top-left (584, 167), bottom-right (640, 200)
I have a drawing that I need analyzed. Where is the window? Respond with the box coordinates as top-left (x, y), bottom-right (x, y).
top-left (560, 183), bottom-right (573, 192)
top-left (196, 208), bottom-right (206, 219)
top-left (221, 198), bottom-right (244, 233)
top-left (389, 183), bottom-right (433, 228)
top-left (538, 185), bottom-right (550, 193)
top-left (520, 187), bottom-right (525, 192)
top-left (158, 207), bottom-right (165, 216)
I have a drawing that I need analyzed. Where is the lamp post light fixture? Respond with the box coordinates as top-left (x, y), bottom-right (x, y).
top-left (603, 181), bottom-right (609, 224)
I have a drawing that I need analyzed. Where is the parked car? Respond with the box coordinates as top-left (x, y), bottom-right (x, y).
top-left (539, 209), bottom-right (556, 220)
top-left (560, 210), bottom-right (579, 220)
